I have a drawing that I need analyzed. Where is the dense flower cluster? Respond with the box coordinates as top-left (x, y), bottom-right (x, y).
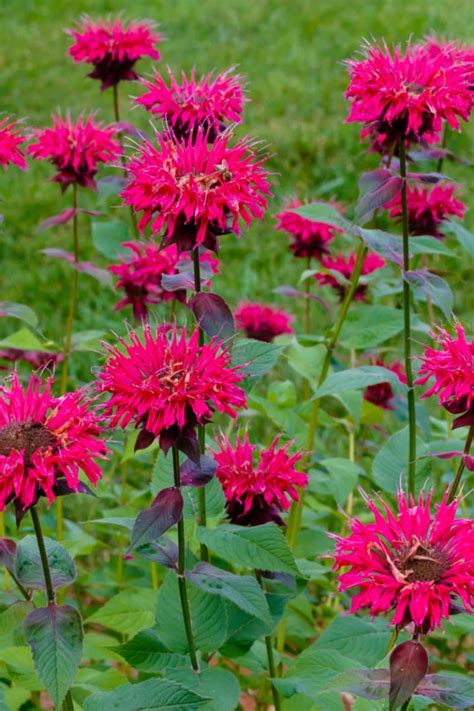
top-left (67, 16), bottom-right (162, 90)
top-left (235, 302), bottom-right (293, 342)
top-left (213, 433), bottom-right (307, 525)
top-left (97, 325), bottom-right (247, 453)
top-left (109, 241), bottom-right (219, 319)
top-left (345, 40), bottom-right (473, 150)
top-left (331, 490), bottom-right (474, 632)
top-left (274, 197), bottom-right (344, 259)
top-left (315, 252), bottom-right (385, 301)
top-left (0, 373), bottom-right (107, 511)
top-left (364, 359), bottom-right (406, 410)
top-left (28, 113), bottom-right (121, 191)
top-left (416, 323), bottom-right (474, 428)
top-left (386, 183), bottom-right (466, 238)
top-left (121, 130), bottom-right (271, 252)
top-left (0, 117), bottom-right (27, 170)
top-left (136, 67), bottom-right (246, 141)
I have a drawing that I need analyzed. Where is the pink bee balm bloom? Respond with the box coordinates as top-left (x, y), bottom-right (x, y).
top-left (67, 16), bottom-right (162, 90)
top-left (331, 490), bottom-right (474, 632)
top-left (416, 323), bottom-right (474, 428)
top-left (0, 373), bottom-right (107, 512)
top-left (345, 40), bottom-right (473, 150)
top-left (97, 324), bottom-right (247, 455)
top-left (136, 67), bottom-right (246, 142)
top-left (108, 241), bottom-right (219, 320)
top-left (0, 118), bottom-right (27, 171)
top-left (364, 360), bottom-right (406, 410)
top-left (315, 252), bottom-right (385, 301)
top-left (235, 302), bottom-right (293, 342)
top-left (28, 113), bottom-right (121, 191)
top-left (121, 130), bottom-right (271, 253)
top-left (274, 197), bottom-right (344, 260)
top-left (213, 433), bottom-right (308, 526)
top-left (385, 183), bottom-right (466, 238)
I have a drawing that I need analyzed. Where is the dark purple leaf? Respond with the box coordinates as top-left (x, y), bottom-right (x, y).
top-left (41, 248), bottom-right (75, 263)
top-left (53, 479), bottom-right (96, 498)
top-left (408, 147), bottom-right (448, 162)
top-left (130, 487), bottom-right (183, 550)
top-left (356, 228), bottom-right (405, 267)
top-left (416, 672), bottom-right (474, 708)
top-left (114, 121), bottom-right (143, 137)
top-left (0, 538), bottom-right (16, 574)
top-left (355, 169), bottom-right (403, 224)
top-left (161, 271), bottom-right (194, 292)
top-left (273, 285), bottom-right (327, 304)
top-left (425, 449), bottom-right (463, 460)
top-left (134, 429), bottom-right (156, 452)
top-left (389, 640), bottom-right (428, 710)
top-left (339, 668), bottom-right (390, 701)
top-left (38, 209), bottom-right (76, 231)
top-left (180, 456), bottom-right (217, 487)
top-left (464, 454), bottom-right (474, 471)
top-left (406, 171), bottom-right (452, 183)
top-left (453, 410), bottom-right (474, 429)
top-left (189, 292), bottom-right (234, 340)
top-left (134, 537), bottom-right (178, 570)
top-left (177, 427), bottom-right (201, 464)
top-left (403, 270), bottom-right (453, 318)
top-left (41, 249), bottom-right (112, 285)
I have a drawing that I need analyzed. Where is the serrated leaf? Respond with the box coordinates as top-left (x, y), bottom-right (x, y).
top-left (232, 338), bottom-right (283, 379)
top-left (316, 616), bottom-right (392, 667)
top-left (287, 341), bottom-right (326, 388)
top-left (442, 219), bottom-right (474, 257)
top-left (115, 628), bottom-right (189, 672)
top-left (15, 535), bottom-right (76, 591)
top-left (197, 523), bottom-right (299, 574)
top-left (372, 427), bottom-right (429, 494)
top-left (130, 487), bottom-right (183, 550)
top-left (355, 169), bottom-right (402, 223)
top-left (189, 292), bottom-right (234, 340)
top-left (340, 306), bottom-right (404, 349)
top-left (83, 678), bottom-right (210, 711)
top-left (409, 235), bottom-right (455, 257)
top-left (416, 672), bottom-right (474, 708)
top-left (87, 589), bottom-right (156, 636)
top-left (357, 228), bottom-right (404, 266)
top-left (24, 604), bottom-right (83, 708)
top-left (164, 667), bottom-right (240, 711)
top-left (316, 458), bottom-right (360, 505)
top-left (404, 270), bottom-right (453, 318)
top-left (315, 366), bottom-right (406, 398)
top-left (389, 641), bottom-right (428, 710)
top-left (0, 328), bottom-right (50, 353)
top-left (291, 202), bottom-right (352, 232)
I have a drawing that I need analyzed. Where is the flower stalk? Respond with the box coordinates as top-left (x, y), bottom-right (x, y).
top-left (112, 84), bottom-right (139, 239)
top-left (399, 138), bottom-right (417, 495)
top-left (256, 571), bottom-right (282, 711)
top-left (172, 446), bottom-right (199, 671)
top-left (448, 423), bottom-right (474, 504)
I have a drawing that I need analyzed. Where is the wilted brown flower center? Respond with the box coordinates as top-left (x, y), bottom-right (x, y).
top-left (395, 541), bottom-right (449, 583)
top-left (0, 422), bottom-right (57, 465)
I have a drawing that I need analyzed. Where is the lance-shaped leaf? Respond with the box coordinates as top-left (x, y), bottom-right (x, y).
top-left (291, 202), bottom-right (352, 232)
top-left (115, 628), bottom-right (189, 672)
top-left (38, 208), bottom-right (102, 231)
top-left (0, 302), bottom-right (39, 328)
top-left (91, 220), bottom-right (129, 258)
top-left (389, 640), bottom-right (428, 710)
top-left (416, 672), bottom-right (474, 708)
top-left (24, 603), bottom-right (83, 709)
top-left (0, 538), bottom-right (16, 574)
top-left (232, 338), bottom-right (283, 379)
top-left (135, 537), bottom-right (178, 570)
top-left (180, 456), bottom-right (217, 487)
top-left (189, 292), bottom-right (234, 340)
top-left (83, 678), bottom-right (210, 711)
top-left (314, 366), bottom-right (406, 398)
top-left (441, 219), bottom-right (474, 257)
top-left (161, 271), bottom-right (195, 292)
top-left (356, 228), bottom-right (405, 266)
top-left (403, 270), bottom-right (453, 318)
top-left (130, 487), bottom-right (183, 551)
top-left (406, 171), bottom-right (452, 183)
top-left (355, 169), bottom-right (402, 223)
top-left (41, 249), bottom-right (112, 285)
top-left (15, 535), bottom-right (76, 591)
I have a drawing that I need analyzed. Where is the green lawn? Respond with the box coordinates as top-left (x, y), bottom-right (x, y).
top-left (0, 0), bottom-right (472, 365)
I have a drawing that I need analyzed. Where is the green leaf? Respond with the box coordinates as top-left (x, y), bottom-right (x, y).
top-left (315, 458), bottom-right (360, 505)
top-left (24, 604), bottom-right (83, 708)
top-left (291, 202), bottom-right (352, 232)
top-left (316, 616), bottom-right (392, 666)
top-left (184, 477), bottom-right (226, 522)
top-left (232, 338), bottom-right (283, 379)
top-left (0, 302), bottom-right (38, 328)
top-left (442, 219), bottom-right (474, 257)
top-left (187, 563), bottom-right (273, 627)
top-left (340, 306), bottom-right (404, 349)
top-left (197, 523), bottom-right (299, 574)
top-left (71, 329), bottom-right (105, 352)
top-left (83, 678), bottom-right (210, 711)
top-left (87, 589), bottom-right (156, 636)
top-left (91, 221), bottom-right (129, 259)
top-left (15, 535), bottom-right (76, 591)
top-left (286, 341), bottom-right (326, 389)
top-left (357, 228), bottom-right (404, 266)
top-left (115, 628), bottom-right (189, 672)
top-left (249, 393), bottom-right (308, 448)
top-left (164, 667), bottom-right (240, 711)
top-left (409, 235), bottom-right (455, 257)
top-left (372, 427), bottom-right (429, 494)
top-left (315, 366), bottom-right (406, 398)
top-left (0, 601), bottom-right (33, 641)
top-left (404, 270), bottom-right (453, 318)
top-left (0, 328), bottom-right (52, 353)
top-left (155, 571), bottom-right (228, 653)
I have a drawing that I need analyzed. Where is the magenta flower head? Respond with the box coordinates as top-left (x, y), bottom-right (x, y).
top-left (121, 129), bottom-right (271, 253)
top-left (108, 241), bottom-right (219, 320)
top-left (274, 197), bottom-right (344, 260)
top-left (345, 40), bottom-right (473, 151)
top-left (0, 117), bottom-right (27, 171)
top-left (28, 113), bottom-right (121, 191)
top-left (364, 359), bottom-right (406, 410)
top-left (66, 15), bottom-right (162, 90)
top-left (235, 302), bottom-right (293, 342)
top-left (213, 433), bottom-right (308, 526)
top-left (97, 324), bottom-right (247, 457)
top-left (315, 252), bottom-right (385, 301)
top-left (331, 490), bottom-right (474, 633)
top-left (416, 323), bottom-right (474, 428)
top-left (385, 183), bottom-right (466, 239)
top-left (0, 373), bottom-right (107, 516)
top-left (136, 67), bottom-right (246, 142)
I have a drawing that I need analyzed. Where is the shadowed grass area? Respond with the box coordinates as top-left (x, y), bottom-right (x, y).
top-left (0, 0), bottom-right (472, 370)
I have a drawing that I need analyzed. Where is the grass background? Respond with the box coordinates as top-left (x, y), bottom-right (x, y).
top-left (0, 0), bottom-right (472, 361)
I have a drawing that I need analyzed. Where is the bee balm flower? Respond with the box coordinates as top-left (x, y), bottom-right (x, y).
top-left (136, 67), bottom-right (246, 141)
top-left (235, 302), bottom-right (293, 342)
top-left (67, 16), bottom-right (162, 90)
top-left (274, 197), bottom-right (344, 260)
top-left (331, 490), bottom-right (474, 632)
top-left (213, 434), bottom-right (308, 526)
top-left (0, 118), bottom-right (27, 171)
top-left (28, 113), bottom-right (121, 191)
top-left (121, 130), bottom-right (271, 253)
top-left (0, 373), bottom-right (107, 512)
top-left (385, 183), bottom-right (466, 238)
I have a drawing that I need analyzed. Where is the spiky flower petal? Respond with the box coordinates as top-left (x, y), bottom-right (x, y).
top-left (235, 302), bottom-right (293, 342)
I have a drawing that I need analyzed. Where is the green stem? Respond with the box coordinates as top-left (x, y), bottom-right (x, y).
top-left (399, 139), bottom-right (417, 495)
top-left (172, 446), bottom-right (199, 671)
top-left (448, 423), bottom-right (474, 504)
top-left (31, 507), bottom-right (75, 709)
top-left (113, 84), bottom-right (139, 239)
top-left (59, 183), bottom-right (79, 396)
top-left (305, 256), bottom-right (311, 334)
top-left (192, 249), bottom-right (209, 563)
top-left (256, 571), bottom-right (282, 711)
top-left (437, 124), bottom-right (449, 173)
